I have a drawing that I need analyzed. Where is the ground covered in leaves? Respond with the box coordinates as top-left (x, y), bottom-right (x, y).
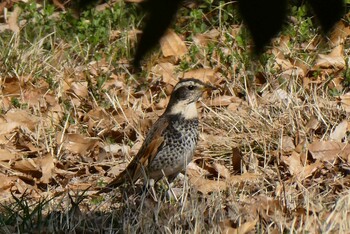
top-left (1, 0), bottom-right (350, 233)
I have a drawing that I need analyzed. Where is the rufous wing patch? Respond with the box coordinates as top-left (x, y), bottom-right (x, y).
top-left (133, 136), bottom-right (164, 181)
top-left (97, 118), bottom-right (169, 194)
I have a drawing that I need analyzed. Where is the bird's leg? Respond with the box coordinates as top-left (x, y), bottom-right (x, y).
top-left (162, 170), bottom-right (179, 202)
top-left (166, 182), bottom-right (178, 202)
top-left (149, 178), bottom-right (158, 202)
top-left (139, 168), bottom-right (158, 201)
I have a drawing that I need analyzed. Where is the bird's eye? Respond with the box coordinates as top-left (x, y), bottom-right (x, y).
top-left (188, 85), bottom-right (195, 90)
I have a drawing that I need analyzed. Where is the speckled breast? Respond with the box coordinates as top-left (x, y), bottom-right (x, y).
top-left (149, 117), bottom-right (199, 179)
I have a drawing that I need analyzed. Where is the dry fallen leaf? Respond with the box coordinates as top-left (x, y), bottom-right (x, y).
top-left (313, 45), bottom-right (345, 70)
top-left (22, 88), bottom-right (46, 106)
top-left (244, 195), bottom-right (285, 222)
top-left (160, 29), bottom-right (188, 58)
top-left (71, 82), bottom-right (89, 98)
top-left (227, 173), bottom-right (260, 184)
top-left (4, 109), bottom-right (38, 131)
top-left (12, 158), bottom-right (38, 173)
top-left (0, 149), bottom-right (17, 161)
top-left (151, 62), bottom-right (177, 86)
top-left (189, 176), bottom-right (227, 194)
top-left (193, 29), bottom-right (220, 46)
top-left (275, 57), bottom-right (294, 71)
top-left (280, 66), bottom-right (305, 79)
top-left (0, 174), bottom-right (17, 192)
top-left (308, 141), bottom-right (350, 162)
top-left (276, 35), bottom-right (291, 55)
top-left (0, 122), bottom-right (21, 135)
top-left (37, 154), bottom-right (55, 184)
top-left (8, 6), bottom-right (21, 33)
top-left (213, 163), bottom-right (231, 179)
top-left (305, 116), bottom-right (320, 132)
top-left (282, 151), bottom-right (303, 173)
top-left (281, 151), bottom-right (322, 180)
top-left (340, 93), bottom-right (350, 113)
top-left (231, 147), bottom-right (242, 172)
top-left (183, 68), bottom-right (217, 84)
top-left (281, 136), bottom-right (295, 153)
top-left (329, 21), bottom-right (350, 46)
top-left (187, 162), bottom-right (227, 194)
top-left (59, 133), bottom-right (99, 155)
top-left (2, 77), bottom-right (21, 95)
top-left (330, 120), bottom-right (348, 142)
top-left (273, 48), bottom-right (305, 79)
top-left (68, 183), bottom-right (92, 191)
top-left (219, 219), bottom-right (257, 234)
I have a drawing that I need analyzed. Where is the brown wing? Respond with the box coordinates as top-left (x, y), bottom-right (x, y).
top-left (97, 117), bottom-right (169, 194)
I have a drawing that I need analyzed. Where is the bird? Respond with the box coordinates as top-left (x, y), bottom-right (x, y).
top-left (97, 78), bottom-right (215, 194)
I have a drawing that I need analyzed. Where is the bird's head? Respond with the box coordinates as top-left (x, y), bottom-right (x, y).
top-left (165, 78), bottom-right (215, 119)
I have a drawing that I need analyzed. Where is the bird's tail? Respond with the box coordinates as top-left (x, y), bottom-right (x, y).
top-left (95, 163), bottom-right (140, 194)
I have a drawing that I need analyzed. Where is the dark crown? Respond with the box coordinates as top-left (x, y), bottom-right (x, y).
top-left (165, 78), bottom-right (214, 116)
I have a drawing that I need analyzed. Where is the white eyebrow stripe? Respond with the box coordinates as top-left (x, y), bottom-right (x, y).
top-left (173, 81), bottom-right (197, 91)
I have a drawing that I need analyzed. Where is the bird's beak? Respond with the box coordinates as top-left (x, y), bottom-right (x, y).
top-left (202, 83), bottom-right (217, 91)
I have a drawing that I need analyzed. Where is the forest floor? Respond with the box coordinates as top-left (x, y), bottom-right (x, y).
top-left (0, 1), bottom-right (350, 233)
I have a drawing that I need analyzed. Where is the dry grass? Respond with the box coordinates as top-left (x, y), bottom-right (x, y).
top-left (0, 1), bottom-right (350, 233)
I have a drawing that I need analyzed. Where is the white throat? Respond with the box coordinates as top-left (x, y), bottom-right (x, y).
top-left (168, 101), bottom-right (198, 119)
